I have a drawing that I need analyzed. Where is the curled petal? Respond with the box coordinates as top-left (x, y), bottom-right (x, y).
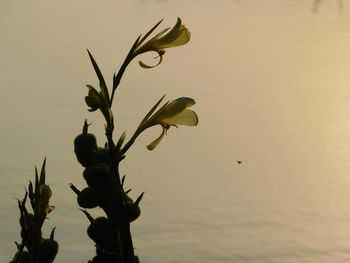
top-left (162, 109), bottom-right (198, 126)
top-left (133, 17), bottom-right (190, 68)
top-left (147, 126), bottom-right (167, 151)
top-left (139, 52), bottom-right (164, 69)
top-left (46, 204), bottom-right (55, 214)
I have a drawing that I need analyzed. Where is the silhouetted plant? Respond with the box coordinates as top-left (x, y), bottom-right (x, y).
top-left (11, 158), bottom-right (58, 263)
top-left (70, 17), bottom-right (198, 263)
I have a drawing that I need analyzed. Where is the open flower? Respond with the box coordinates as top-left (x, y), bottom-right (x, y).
top-left (133, 18), bottom-right (191, 68)
top-left (140, 96), bottom-right (198, 150)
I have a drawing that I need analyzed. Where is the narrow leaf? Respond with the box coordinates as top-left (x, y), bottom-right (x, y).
top-left (28, 181), bottom-right (34, 202)
top-left (139, 95), bottom-right (166, 128)
top-left (69, 183), bottom-right (81, 195)
top-left (121, 175), bottom-right (126, 186)
top-left (116, 131), bottom-right (127, 152)
top-left (112, 35), bottom-right (141, 93)
top-left (80, 209), bottom-right (94, 223)
top-left (87, 49), bottom-right (110, 102)
top-left (39, 157), bottom-right (46, 185)
top-left (34, 166), bottom-right (39, 197)
top-left (49, 227), bottom-right (56, 240)
top-left (135, 192), bottom-right (145, 205)
top-left (138, 19), bottom-right (164, 47)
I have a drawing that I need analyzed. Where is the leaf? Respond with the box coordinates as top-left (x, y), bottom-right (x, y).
top-left (69, 183), bottom-right (80, 195)
top-left (49, 227), bottom-right (56, 240)
top-left (87, 49), bottom-right (109, 103)
top-left (139, 95), bottom-right (166, 128)
top-left (112, 35), bottom-right (142, 93)
top-left (137, 19), bottom-right (164, 47)
top-left (34, 166), bottom-right (39, 201)
top-left (121, 175), bottom-right (126, 186)
top-left (80, 209), bottom-right (94, 223)
top-left (116, 131), bottom-right (127, 152)
top-left (28, 181), bottom-right (34, 202)
top-left (135, 192), bottom-right (145, 205)
top-left (39, 157), bottom-right (46, 185)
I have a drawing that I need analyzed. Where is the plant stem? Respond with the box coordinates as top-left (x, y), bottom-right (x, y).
top-left (110, 36), bottom-right (140, 108)
top-left (105, 122), bottom-right (136, 263)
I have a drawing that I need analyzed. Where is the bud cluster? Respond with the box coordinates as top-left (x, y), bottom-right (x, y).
top-left (11, 159), bottom-right (58, 263)
top-left (71, 121), bottom-right (143, 263)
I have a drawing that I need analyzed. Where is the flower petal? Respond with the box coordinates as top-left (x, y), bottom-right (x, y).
top-left (152, 18), bottom-right (182, 46)
top-left (156, 24), bottom-right (191, 49)
top-left (139, 52), bottom-right (163, 69)
top-left (40, 184), bottom-right (52, 203)
top-left (147, 126), bottom-right (167, 151)
top-left (158, 97), bottom-right (196, 120)
top-left (85, 85), bottom-right (102, 110)
top-left (162, 109), bottom-right (198, 126)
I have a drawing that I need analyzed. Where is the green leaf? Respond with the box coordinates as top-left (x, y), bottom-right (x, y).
top-left (137, 19), bottom-right (164, 47)
top-left (35, 167), bottom-right (39, 196)
top-left (69, 183), bottom-right (81, 195)
top-left (86, 49), bottom-right (109, 103)
top-left (80, 209), bottom-right (94, 223)
top-left (135, 192), bottom-right (145, 205)
top-left (39, 157), bottom-right (46, 185)
top-left (50, 227), bottom-right (56, 240)
top-left (112, 35), bottom-right (142, 93)
top-left (139, 95), bottom-right (166, 128)
top-left (28, 181), bottom-right (34, 202)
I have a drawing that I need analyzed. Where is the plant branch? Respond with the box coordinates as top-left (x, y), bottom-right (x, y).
top-left (110, 36), bottom-right (141, 107)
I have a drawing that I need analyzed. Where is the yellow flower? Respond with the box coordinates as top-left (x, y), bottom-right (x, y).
top-left (39, 184), bottom-right (54, 215)
top-left (133, 18), bottom-right (191, 68)
top-left (85, 85), bottom-right (112, 122)
top-left (140, 96), bottom-right (198, 150)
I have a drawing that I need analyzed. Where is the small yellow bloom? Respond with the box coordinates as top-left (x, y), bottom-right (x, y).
top-left (39, 184), bottom-right (54, 215)
top-left (141, 96), bottom-right (198, 150)
top-left (133, 18), bottom-right (191, 68)
top-left (85, 85), bottom-right (112, 122)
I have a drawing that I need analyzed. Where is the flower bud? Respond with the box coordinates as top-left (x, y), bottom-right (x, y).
top-left (83, 163), bottom-right (110, 190)
top-left (87, 217), bottom-right (115, 252)
top-left (125, 192), bottom-right (143, 222)
top-left (77, 187), bottom-right (99, 209)
top-left (14, 250), bottom-right (31, 263)
top-left (126, 201), bottom-right (141, 222)
top-left (40, 238), bottom-right (59, 263)
top-left (74, 133), bottom-right (98, 167)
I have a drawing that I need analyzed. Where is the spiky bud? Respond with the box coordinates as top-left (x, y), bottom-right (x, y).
top-left (74, 121), bottom-right (98, 167)
top-left (40, 238), bottom-right (59, 263)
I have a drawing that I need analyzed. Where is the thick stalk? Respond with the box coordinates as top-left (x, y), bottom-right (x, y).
top-left (105, 123), bottom-right (135, 263)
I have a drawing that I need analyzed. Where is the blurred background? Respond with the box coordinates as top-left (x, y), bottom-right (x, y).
top-left (1, 0), bottom-right (350, 262)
